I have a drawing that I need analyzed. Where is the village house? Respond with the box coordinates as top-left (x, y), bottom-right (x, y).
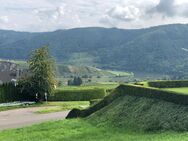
top-left (0, 61), bottom-right (27, 85)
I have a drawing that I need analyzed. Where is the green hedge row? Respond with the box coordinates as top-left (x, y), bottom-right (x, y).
top-left (0, 83), bottom-right (20, 103)
top-left (117, 84), bottom-right (188, 105)
top-left (49, 88), bottom-right (106, 101)
top-left (66, 84), bottom-right (188, 119)
top-left (148, 80), bottom-right (188, 88)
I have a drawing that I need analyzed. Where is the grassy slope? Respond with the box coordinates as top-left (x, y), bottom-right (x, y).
top-left (0, 119), bottom-right (188, 141)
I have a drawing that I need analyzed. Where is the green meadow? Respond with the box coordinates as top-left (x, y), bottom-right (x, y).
top-left (0, 119), bottom-right (188, 141)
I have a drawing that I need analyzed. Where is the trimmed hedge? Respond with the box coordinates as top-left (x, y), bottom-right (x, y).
top-left (117, 84), bottom-right (188, 105)
top-left (66, 84), bottom-right (188, 119)
top-left (148, 80), bottom-right (188, 88)
top-left (49, 88), bottom-right (106, 101)
top-left (0, 83), bottom-right (20, 103)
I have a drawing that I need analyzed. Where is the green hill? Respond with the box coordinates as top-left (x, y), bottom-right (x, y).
top-left (1, 24), bottom-right (188, 77)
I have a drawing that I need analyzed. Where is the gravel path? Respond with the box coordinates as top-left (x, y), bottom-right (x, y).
top-left (0, 107), bottom-right (69, 131)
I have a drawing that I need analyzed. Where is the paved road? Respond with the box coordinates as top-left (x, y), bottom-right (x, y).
top-left (0, 107), bottom-right (69, 131)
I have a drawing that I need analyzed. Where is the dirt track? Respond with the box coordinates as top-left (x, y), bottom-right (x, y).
top-left (0, 107), bottom-right (69, 131)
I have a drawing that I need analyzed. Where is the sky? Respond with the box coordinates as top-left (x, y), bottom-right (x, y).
top-left (0, 0), bottom-right (188, 32)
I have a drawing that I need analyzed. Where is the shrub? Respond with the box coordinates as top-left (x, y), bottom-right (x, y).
top-left (49, 88), bottom-right (106, 101)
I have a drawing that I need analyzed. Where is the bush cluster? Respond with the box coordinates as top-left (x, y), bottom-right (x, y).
top-left (49, 88), bottom-right (106, 101)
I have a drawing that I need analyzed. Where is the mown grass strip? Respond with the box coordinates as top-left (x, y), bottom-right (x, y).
top-left (0, 119), bottom-right (187, 141)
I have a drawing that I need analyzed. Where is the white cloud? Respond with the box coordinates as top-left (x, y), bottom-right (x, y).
top-left (0, 16), bottom-right (9, 23)
top-left (108, 5), bottom-right (141, 21)
top-left (152, 0), bottom-right (175, 16)
top-left (148, 0), bottom-right (188, 18)
top-left (34, 6), bottom-right (65, 21)
top-left (0, 0), bottom-right (188, 31)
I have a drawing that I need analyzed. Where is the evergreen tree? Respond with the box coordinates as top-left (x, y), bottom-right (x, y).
top-left (24, 46), bottom-right (56, 101)
top-left (68, 79), bottom-right (73, 86)
top-left (67, 76), bottom-right (83, 86)
top-left (73, 77), bottom-right (82, 86)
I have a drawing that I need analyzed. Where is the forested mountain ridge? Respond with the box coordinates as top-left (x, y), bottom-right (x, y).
top-left (0, 24), bottom-right (188, 76)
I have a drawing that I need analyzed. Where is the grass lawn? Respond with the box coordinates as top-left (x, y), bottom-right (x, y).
top-left (0, 105), bottom-right (25, 112)
top-left (57, 84), bottom-right (118, 91)
top-left (0, 101), bottom-right (89, 113)
top-left (0, 103), bottom-right (43, 112)
top-left (35, 101), bottom-right (89, 114)
top-left (162, 87), bottom-right (188, 95)
top-left (0, 119), bottom-right (188, 141)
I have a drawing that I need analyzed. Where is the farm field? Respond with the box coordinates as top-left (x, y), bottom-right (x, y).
top-left (0, 119), bottom-right (187, 141)
top-left (106, 70), bottom-right (133, 76)
top-left (162, 87), bottom-right (188, 95)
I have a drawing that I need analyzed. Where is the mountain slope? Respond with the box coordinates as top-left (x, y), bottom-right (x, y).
top-left (0, 24), bottom-right (188, 75)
